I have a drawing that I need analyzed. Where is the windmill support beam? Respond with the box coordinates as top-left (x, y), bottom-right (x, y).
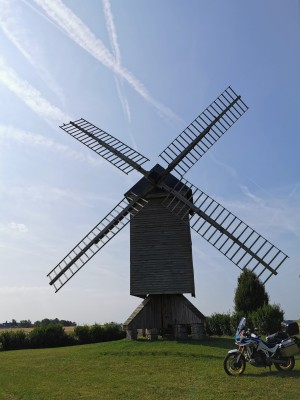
top-left (123, 294), bottom-right (206, 340)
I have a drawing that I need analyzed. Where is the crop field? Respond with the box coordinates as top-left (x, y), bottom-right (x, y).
top-left (0, 326), bottom-right (75, 334)
top-left (0, 337), bottom-right (299, 400)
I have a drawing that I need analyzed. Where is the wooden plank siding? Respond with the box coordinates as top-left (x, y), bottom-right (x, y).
top-left (130, 193), bottom-right (195, 297)
top-left (124, 294), bottom-right (205, 330)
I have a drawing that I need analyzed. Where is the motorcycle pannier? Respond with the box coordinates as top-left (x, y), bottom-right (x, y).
top-left (281, 320), bottom-right (299, 336)
top-left (280, 339), bottom-right (299, 357)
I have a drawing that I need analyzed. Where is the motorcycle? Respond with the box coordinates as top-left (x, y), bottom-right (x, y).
top-left (223, 317), bottom-right (300, 376)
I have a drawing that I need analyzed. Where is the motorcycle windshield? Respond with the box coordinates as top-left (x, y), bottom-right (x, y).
top-left (235, 317), bottom-right (246, 340)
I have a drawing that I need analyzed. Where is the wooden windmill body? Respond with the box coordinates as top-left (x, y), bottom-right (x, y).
top-left (125, 164), bottom-right (200, 336)
top-left (47, 87), bottom-right (288, 338)
top-left (127, 164), bottom-right (195, 298)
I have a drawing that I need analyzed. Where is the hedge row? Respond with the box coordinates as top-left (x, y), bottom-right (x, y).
top-left (206, 304), bottom-right (284, 336)
top-left (0, 323), bottom-right (125, 351)
top-left (74, 323), bottom-right (126, 344)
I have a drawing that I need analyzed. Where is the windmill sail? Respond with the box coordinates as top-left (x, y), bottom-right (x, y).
top-left (47, 86), bottom-right (287, 300)
top-left (60, 118), bottom-right (149, 175)
top-left (159, 87), bottom-right (248, 177)
top-left (48, 193), bottom-right (148, 292)
top-left (161, 178), bottom-right (288, 283)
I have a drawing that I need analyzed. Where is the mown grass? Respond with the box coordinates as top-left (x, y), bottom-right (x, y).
top-left (0, 337), bottom-right (299, 400)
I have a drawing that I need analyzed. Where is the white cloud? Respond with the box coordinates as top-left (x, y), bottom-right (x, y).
top-left (0, 222), bottom-right (28, 233)
top-left (0, 0), bottom-right (66, 104)
top-left (0, 124), bottom-right (104, 167)
top-left (0, 184), bottom-right (89, 208)
top-left (8, 222), bottom-right (28, 233)
top-left (33, 0), bottom-right (180, 122)
top-left (239, 184), bottom-right (265, 205)
top-left (0, 57), bottom-right (72, 127)
top-left (0, 180), bottom-right (119, 210)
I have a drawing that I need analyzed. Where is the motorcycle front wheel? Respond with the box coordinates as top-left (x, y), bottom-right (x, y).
top-left (274, 356), bottom-right (295, 371)
top-left (223, 353), bottom-right (246, 376)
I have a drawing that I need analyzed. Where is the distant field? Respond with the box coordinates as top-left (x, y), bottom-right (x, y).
top-left (0, 337), bottom-right (299, 400)
top-left (0, 326), bottom-right (75, 333)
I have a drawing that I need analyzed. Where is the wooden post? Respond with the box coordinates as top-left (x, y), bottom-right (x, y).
top-left (146, 328), bottom-right (158, 341)
top-left (191, 323), bottom-right (205, 340)
top-left (126, 329), bottom-right (137, 340)
top-left (174, 324), bottom-right (188, 340)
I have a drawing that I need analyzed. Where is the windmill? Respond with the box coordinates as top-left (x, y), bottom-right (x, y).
top-left (47, 86), bottom-right (288, 339)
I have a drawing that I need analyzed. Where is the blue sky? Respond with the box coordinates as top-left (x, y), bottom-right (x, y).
top-left (0, 0), bottom-right (299, 324)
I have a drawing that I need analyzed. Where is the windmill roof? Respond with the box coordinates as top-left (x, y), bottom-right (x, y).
top-left (125, 163), bottom-right (190, 198)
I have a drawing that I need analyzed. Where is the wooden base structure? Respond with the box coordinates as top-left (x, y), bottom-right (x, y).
top-left (123, 294), bottom-right (205, 340)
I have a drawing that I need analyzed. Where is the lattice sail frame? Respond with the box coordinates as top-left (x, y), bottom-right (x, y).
top-left (161, 178), bottom-right (288, 284)
top-left (47, 86), bottom-right (288, 292)
top-left (159, 86), bottom-right (248, 177)
top-left (60, 118), bottom-right (149, 174)
top-left (48, 193), bottom-right (148, 292)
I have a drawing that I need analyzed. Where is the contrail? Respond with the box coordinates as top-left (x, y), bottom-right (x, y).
top-left (0, 0), bottom-right (36, 67)
top-left (33, 0), bottom-right (181, 122)
top-left (102, 0), bottom-right (121, 65)
top-left (0, 57), bottom-right (71, 127)
top-left (20, 0), bottom-right (67, 35)
top-left (0, 0), bottom-right (66, 104)
top-left (103, 0), bottom-right (132, 123)
top-left (102, 0), bottom-right (136, 150)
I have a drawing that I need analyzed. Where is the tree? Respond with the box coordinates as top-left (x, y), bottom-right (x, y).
top-left (234, 269), bottom-right (269, 315)
top-left (19, 320), bottom-right (32, 328)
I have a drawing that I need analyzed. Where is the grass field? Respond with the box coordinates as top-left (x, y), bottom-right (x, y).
top-left (0, 337), bottom-right (299, 400)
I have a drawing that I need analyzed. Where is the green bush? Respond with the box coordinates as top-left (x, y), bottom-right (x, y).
top-left (75, 323), bottom-right (125, 344)
top-left (29, 324), bottom-right (73, 348)
top-left (0, 330), bottom-right (28, 350)
top-left (90, 324), bottom-right (105, 343)
top-left (207, 313), bottom-right (232, 336)
top-left (104, 323), bottom-right (126, 340)
top-left (249, 304), bottom-right (284, 335)
top-left (74, 325), bottom-right (91, 344)
top-left (0, 322), bottom-right (125, 351)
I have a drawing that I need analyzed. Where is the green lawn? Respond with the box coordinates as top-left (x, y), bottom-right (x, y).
top-left (0, 337), bottom-right (299, 400)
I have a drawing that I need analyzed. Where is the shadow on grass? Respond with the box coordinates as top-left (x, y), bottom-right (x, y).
top-left (100, 350), bottom-right (224, 360)
top-left (234, 369), bottom-right (300, 378)
top-left (133, 336), bottom-right (235, 349)
top-left (99, 337), bottom-right (236, 360)
top-left (176, 336), bottom-right (235, 350)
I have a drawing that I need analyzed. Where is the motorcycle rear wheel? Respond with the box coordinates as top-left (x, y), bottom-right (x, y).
top-left (224, 353), bottom-right (246, 376)
top-left (274, 356), bottom-right (295, 371)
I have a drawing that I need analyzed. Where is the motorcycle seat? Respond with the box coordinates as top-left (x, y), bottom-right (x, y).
top-left (262, 340), bottom-right (278, 350)
top-left (266, 331), bottom-right (288, 344)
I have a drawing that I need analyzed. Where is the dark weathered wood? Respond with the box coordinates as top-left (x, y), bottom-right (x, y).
top-left (130, 191), bottom-right (195, 296)
top-left (191, 323), bottom-right (205, 340)
top-left (124, 294), bottom-right (205, 331)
